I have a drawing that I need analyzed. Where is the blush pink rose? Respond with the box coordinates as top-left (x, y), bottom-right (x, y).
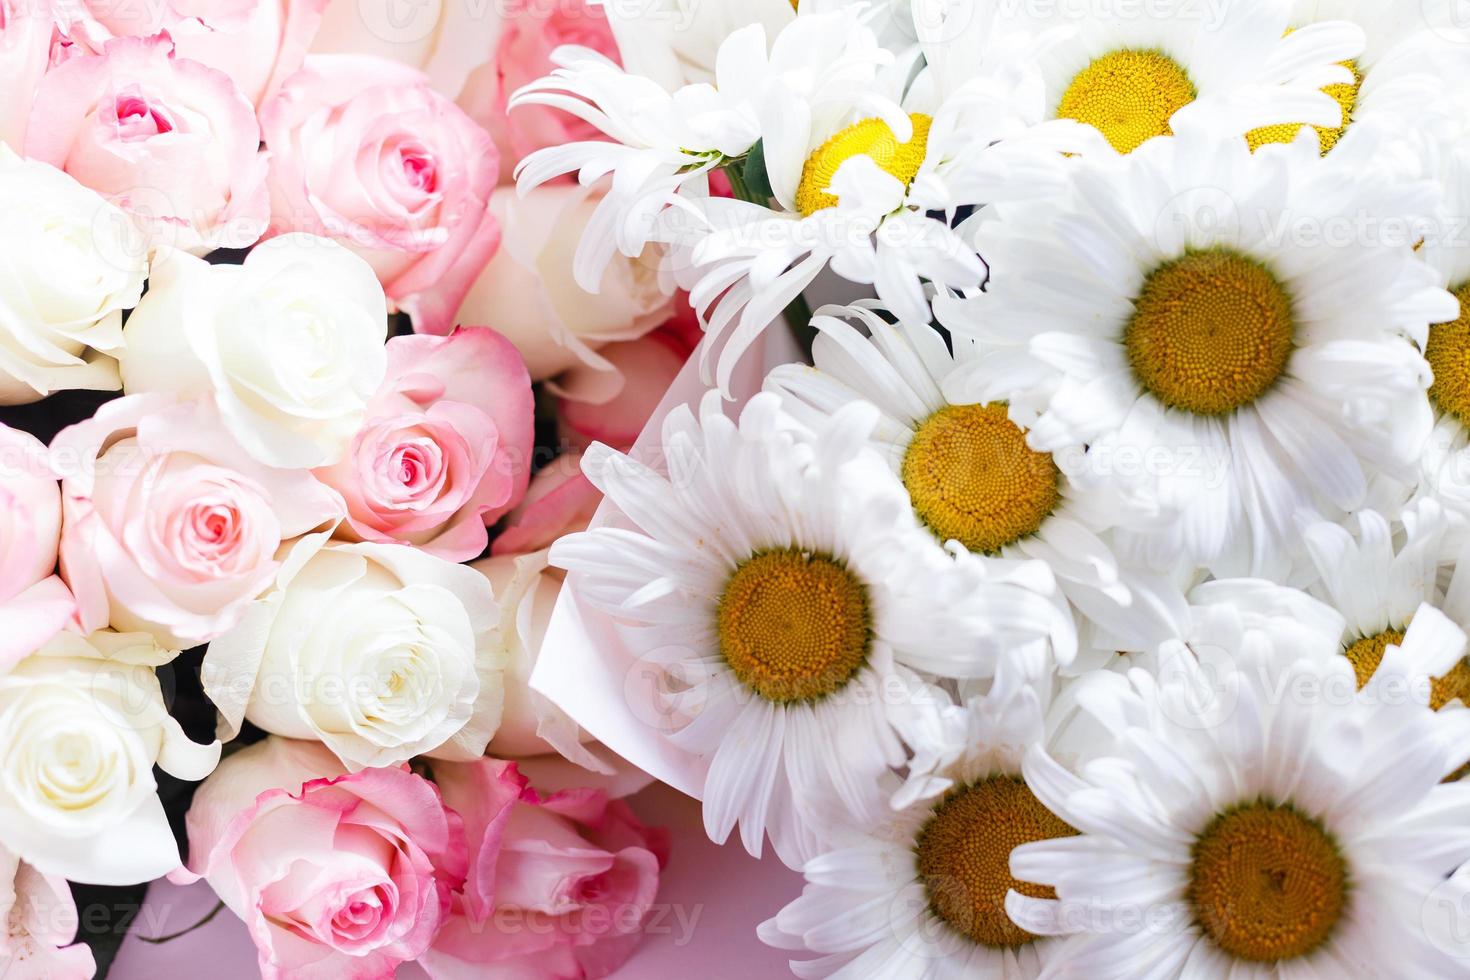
top-left (456, 0), bottom-right (618, 182)
top-left (0, 0), bottom-right (54, 149)
top-left (314, 326), bottom-right (533, 561)
top-left (179, 736), bottom-right (468, 980)
top-left (422, 758), bottom-right (669, 980)
top-left (260, 54), bottom-right (501, 334)
top-left (0, 844), bottom-right (94, 979)
top-left (52, 393), bottom-right (342, 648)
top-left (26, 34), bottom-right (270, 253)
top-left (555, 298), bottom-right (700, 452)
top-left (56, 0), bottom-right (328, 106)
top-left (0, 423), bottom-right (72, 671)
top-left (491, 456), bottom-right (601, 558)
top-left (454, 183), bottom-right (674, 379)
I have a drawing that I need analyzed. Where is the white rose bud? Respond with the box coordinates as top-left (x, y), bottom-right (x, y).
top-left (0, 630), bottom-right (221, 886)
top-left (203, 533), bottom-right (505, 771)
top-left (118, 233), bottom-right (388, 468)
top-left (0, 145), bottom-right (148, 404)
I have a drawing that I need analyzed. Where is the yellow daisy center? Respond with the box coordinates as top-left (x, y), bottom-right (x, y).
top-left (901, 403), bottom-right (1060, 554)
top-left (1343, 626), bottom-right (1470, 711)
top-left (795, 114), bottom-right (932, 217)
top-left (716, 549), bottom-right (871, 703)
top-left (1125, 248), bottom-right (1296, 415)
top-left (1426, 282), bottom-right (1470, 427)
top-left (1056, 49), bottom-right (1196, 154)
top-left (1247, 40), bottom-right (1362, 155)
top-left (914, 776), bottom-right (1079, 948)
top-left (1189, 802), bottom-right (1348, 963)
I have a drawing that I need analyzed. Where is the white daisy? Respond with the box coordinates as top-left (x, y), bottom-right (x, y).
top-left (549, 390), bottom-right (1075, 867)
top-left (510, 9), bottom-right (895, 295)
top-left (980, 0), bottom-right (1364, 156)
top-left (666, 2), bottom-right (1081, 391)
top-left (764, 301), bottom-right (1160, 656)
top-left (1010, 633), bottom-right (1470, 978)
top-left (939, 121), bottom-right (1456, 579)
top-left (1298, 500), bottom-right (1470, 714)
top-left (759, 666), bottom-right (1096, 978)
top-left (1242, 0), bottom-right (1470, 157)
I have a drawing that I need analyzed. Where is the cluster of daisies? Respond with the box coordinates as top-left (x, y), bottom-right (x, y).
top-left (524, 0), bottom-right (1470, 975)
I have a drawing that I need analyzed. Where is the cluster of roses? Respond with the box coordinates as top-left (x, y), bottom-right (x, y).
top-left (0, 0), bottom-right (697, 976)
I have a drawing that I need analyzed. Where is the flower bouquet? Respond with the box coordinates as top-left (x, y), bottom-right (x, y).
top-left (7, 0), bottom-right (1470, 978)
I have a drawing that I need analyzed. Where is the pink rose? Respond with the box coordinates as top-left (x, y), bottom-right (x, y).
top-left (56, 0), bottom-right (328, 105)
top-left (491, 456), bottom-right (601, 558)
top-left (555, 300), bottom-right (699, 452)
top-left (423, 759), bottom-right (669, 980)
top-left (0, 423), bottom-right (72, 671)
top-left (454, 183), bottom-right (674, 379)
top-left (261, 54), bottom-right (501, 334)
top-left (315, 326), bottom-right (533, 561)
top-left (179, 736), bottom-right (468, 980)
top-left (456, 0), bottom-right (618, 182)
top-left (0, 844), bottom-right (95, 979)
top-left (0, 0), bottom-right (54, 149)
top-left (26, 34), bottom-right (270, 253)
top-left (52, 393), bottom-right (342, 647)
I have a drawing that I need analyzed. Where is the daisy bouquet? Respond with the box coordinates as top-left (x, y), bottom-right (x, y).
top-left (7, 0), bottom-right (1470, 978)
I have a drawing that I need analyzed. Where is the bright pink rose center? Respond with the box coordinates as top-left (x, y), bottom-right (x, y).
top-left (399, 144), bottom-right (438, 194)
top-left (331, 887), bottom-right (389, 943)
top-left (110, 89), bottom-right (176, 140)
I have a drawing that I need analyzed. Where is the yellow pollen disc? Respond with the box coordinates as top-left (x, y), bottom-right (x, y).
top-left (795, 114), bottom-right (932, 217)
top-left (1247, 48), bottom-right (1361, 155)
top-left (901, 403), bottom-right (1060, 554)
top-left (1426, 283), bottom-right (1470, 427)
top-left (1125, 249), bottom-right (1295, 415)
top-left (1189, 802), bottom-right (1348, 963)
top-left (716, 549), bottom-right (871, 703)
top-left (1342, 627), bottom-right (1470, 711)
top-left (914, 776), bottom-right (1078, 949)
top-left (1055, 49), bottom-right (1196, 154)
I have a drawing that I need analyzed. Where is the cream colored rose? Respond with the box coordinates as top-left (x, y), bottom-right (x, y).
top-left (203, 533), bottom-right (505, 771)
top-left (118, 234), bottom-right (388, 468)
top-left (454, 183), bottom-right (675, 381)
top-left (0, 630), bottom-right (221, 885)
top-left (0, 145), bottom-right (147, 404)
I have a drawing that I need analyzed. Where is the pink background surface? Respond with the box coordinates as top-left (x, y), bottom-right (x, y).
top-left (109, 781), bottom-right (804, 979)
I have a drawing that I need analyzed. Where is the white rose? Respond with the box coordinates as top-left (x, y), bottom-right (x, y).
top-left (118, 234), bottom-right (388, 468)
top-left (0, 630), bottom-right (221, 886)
top-left (475, 550), bottom-right (609, 773)
top-left (203, 533), bottom-right (505, 771)
top-left (0, 145), bottom-right (147, 405)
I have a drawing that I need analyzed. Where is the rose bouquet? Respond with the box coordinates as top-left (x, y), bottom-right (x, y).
top-left (8, 0), bottom-right (1470, 978)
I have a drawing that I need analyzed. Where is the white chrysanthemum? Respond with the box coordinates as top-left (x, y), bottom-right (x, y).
top-left (760, 667), bottom-right (1096, 978)
top-left (1244, 0), bottom-right (1466, 156)
top-left (510, 9), bottom-right (894, 298)
top-left (1010, 635), bottom-right (1470, 979)
top-left (940, 122), bottom-right (1455, 579)
top-left (549, 391), bottom-right (1075, 867)
top-left (765, 302), bottom-right (1163, 652)
top-left (665, 5), bottom-right (1081, 391)
top-left (977, 0), bottom-right (1362, 155)
top-left (1298, 500), bottom-right (1470, 714)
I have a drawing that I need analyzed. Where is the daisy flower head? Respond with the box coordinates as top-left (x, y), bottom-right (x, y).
top-left (1414, 128), bottom-right (1470, 526)
top-left (548, 390), bottom-right (1076, 867)
top-left (1241, 0), bottom-right (1469, 156)
top-left (510, 8), bottom-right (895, 295)
top-left (759, 664), bottom-right (1098, 978)
top-left (1300, 499), bottom-right (1470, 715)
top-left (1011, 633), bottom-right (1470, 979)
top-left (764, 301), bottom-right (1162, 656)
top-left (981, 0), bottom-right (1365, 155)
top-left (940, 120), bottom-right (1457, 578)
